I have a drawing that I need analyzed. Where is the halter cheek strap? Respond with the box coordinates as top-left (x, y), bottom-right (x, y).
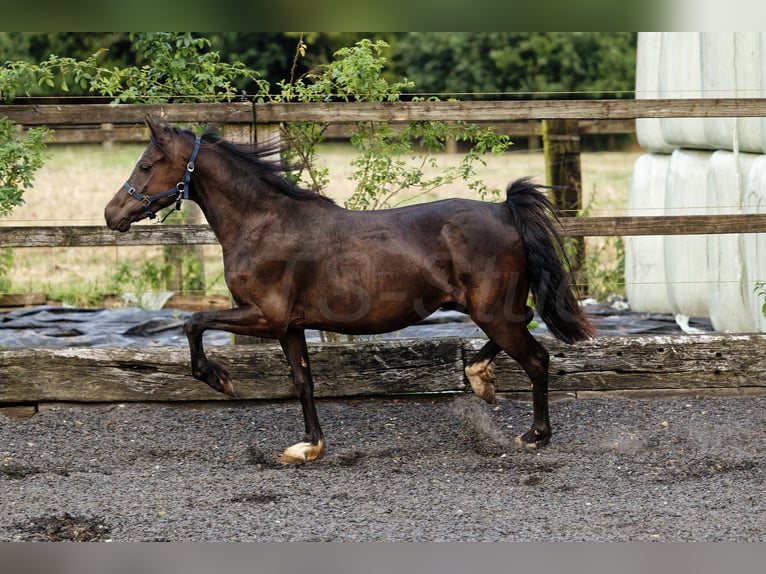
top-left (122, 136), bottom-right (201, 223)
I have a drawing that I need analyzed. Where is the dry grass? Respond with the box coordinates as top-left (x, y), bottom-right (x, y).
top-left (1, 142), bottom-right (640, 304)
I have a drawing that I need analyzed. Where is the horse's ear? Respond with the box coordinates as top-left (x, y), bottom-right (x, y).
top-left (145, 114), bottom-right (171, 151)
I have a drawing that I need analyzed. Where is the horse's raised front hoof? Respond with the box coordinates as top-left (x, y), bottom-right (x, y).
top-left (277, 440), bottom-right (326, 464)
top-left (514, 428), bottom-right (551, 450)
top-left (196, 361), bottom-right (237, 397)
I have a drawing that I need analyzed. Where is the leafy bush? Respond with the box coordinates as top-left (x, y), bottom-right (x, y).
top-left (0, 247), bottom-right (12, 293)
top-left (273, 38), bottom-right (512, 209)
top-left (1, 32), bottom-right (266, 104)
top-left (0, 118), bottom-right (49, 217)
top-left (0, 118), bottom-right (50, 292)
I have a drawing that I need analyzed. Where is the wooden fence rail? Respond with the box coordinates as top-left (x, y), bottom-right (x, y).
top-left (4, 213), bottom-right (766, 250)
top-left (1, 97), bottom-right (764, 248)
top-left (3, 98), bottom-right (766, 126)
top-left (35, 119), bottom-right (637, 146)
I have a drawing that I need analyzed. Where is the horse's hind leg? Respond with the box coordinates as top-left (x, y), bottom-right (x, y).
top-left (465, 306), bottom-right (534, 404)
top-left (465, 341), bottom-right (501, 403)
top-left (472, 318), bottom-right (552, 449)
top-left (276, 328), bottom-right (326, 464)
top-left (509, 330), bottom-right (551, 449)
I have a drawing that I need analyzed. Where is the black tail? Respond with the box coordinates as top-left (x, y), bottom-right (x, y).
top-left (504, 177), bottom-right (595, 343)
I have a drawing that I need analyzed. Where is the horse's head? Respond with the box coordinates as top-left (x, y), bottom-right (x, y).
top-left (105, 115), bottom-right (199, 232)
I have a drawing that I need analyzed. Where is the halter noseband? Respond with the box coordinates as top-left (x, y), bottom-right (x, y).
top-left (122, 136), bottom-right (201, 223)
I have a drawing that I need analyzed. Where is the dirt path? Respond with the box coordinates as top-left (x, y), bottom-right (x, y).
top-left (2, 392), bottom-right (764, 541)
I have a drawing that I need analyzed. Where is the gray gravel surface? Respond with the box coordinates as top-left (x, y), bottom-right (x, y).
top-left (2, 393), bottom-right (764, 541)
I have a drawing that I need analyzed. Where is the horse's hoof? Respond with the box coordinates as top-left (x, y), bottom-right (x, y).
top-left (465, 361), bottom-right (497, 404)
top-left (277, 440), bottom-right (326, 464)
top-left (196, 361), bottom-right (236, 397)
top-left (515, 429), bottom-right (551, 450)
top-left (221, 380), bottom-right (237, 398)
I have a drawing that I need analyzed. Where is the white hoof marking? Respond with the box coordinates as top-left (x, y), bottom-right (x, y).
top-left (277, 439), bottom-right (326, 464)
top-left (465, 360), bottom-right (496, 403)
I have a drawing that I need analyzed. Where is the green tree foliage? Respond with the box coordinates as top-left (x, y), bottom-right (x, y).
top-left (1, 32), bottom-right (637, 100)
top-left (1, 33), bottom-right (266, 103)
top-left (0, 119), bottom-right (49, 216)
top-left (396, 32), bottom-right (637, 98)
top-left (272, 38), bottom-right (511, 209)
top-left (0, 119), bottom-right (50, 292)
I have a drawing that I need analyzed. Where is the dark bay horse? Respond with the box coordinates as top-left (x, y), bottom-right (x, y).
top-left (105, 115), bottom-right (594, 463)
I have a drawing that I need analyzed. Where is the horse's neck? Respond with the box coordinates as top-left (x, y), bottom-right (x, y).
top-left (193, 177), bottom-right (252, 230)
top-left (192, 175), bottom-right (312, 246)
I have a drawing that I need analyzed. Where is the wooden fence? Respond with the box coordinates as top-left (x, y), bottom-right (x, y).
top-left (4, 98), bottom-right (766, 244)
top-left (2, 98), bottom-right (766, 408)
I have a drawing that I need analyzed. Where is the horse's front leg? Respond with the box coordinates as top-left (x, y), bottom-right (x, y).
top-left (276, 328), bottom-right (326, 464)
top-left (183, 305), bottom-right (273, 397)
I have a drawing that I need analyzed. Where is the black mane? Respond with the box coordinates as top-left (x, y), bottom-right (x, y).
top-left (187, 126), bottom-right (334, 204)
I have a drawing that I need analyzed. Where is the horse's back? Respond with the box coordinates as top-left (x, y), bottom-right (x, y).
top-left (340, 197), bottom-right (517, 251)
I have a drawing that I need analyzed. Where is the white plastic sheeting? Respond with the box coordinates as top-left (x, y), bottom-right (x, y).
top-left (744, 156), bottom-right (766, 332)
top-left (706, 151), bottom-right (759, 332)
top-left (664, 149), bottom-right (711, 318)
top-left (635, 33), bottom-right (674, 154)
top-left (629, 32), bottom-right (766, 332)
top-left (658, 33), bottom-right (712, 150)
top-left (700, 32), bottom-right (763, 154)
top-left (625, 154), bottom-right (672, 312)
top-left (640, 32), bottom-right (766, 153)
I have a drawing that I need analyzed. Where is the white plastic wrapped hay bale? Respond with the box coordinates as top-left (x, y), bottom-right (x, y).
top-left (635, 33), bottom-right (675, 154)
top-left (761, 32), bottom-right (766, 154)
top-left (733, 33), bottom-right (764, 153)
top-left (659, 33), bottom-right (713, 150)
top-left (706, 150), bottom-right (759, 332)
top-left (700, 33), bottom-right (764, 153)
top-left (664, 149), bottom-right (712, 318)
top-left (743, 156), bottom-right (766, 332)
top-left (625, 153), bottom-right (672, 312)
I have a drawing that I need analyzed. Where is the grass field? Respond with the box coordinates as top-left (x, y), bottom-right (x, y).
top-left (1, 142), bottom-right (641, 305)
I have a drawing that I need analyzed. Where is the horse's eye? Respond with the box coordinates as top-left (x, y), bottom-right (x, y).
top-left (139, 163), bottom-right (151, 173)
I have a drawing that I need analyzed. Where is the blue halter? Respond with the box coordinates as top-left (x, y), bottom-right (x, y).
top-left (122, 136), bottom-right (201, 223)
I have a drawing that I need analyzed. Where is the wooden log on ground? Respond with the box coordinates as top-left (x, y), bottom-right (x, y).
top-left (1, 335), bottom-right (765, 405)
top-left (469, 334), bottom-right (766, 394)
top-left (0, 293), bottom-right (47, 309)
top-left (0, 339), bottom-right (465, 403)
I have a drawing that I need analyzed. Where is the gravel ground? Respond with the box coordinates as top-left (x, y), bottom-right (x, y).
top-left (2, 392), bottom-right (765, 542)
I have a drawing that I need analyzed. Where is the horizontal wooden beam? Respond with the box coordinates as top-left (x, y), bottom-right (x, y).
top-left (558, 213), bottom-right (766, 237)
top-left (29, 119), bottom-right (634, 146)
top-left (0, 102), bottom-right (254, 126)
top-left (2, 213), bottom-right (766, 249)
top-left (2, 98), bottom-right (766, 127)
top-left (2, 334), bottom-right (764, 404)
top-left (0, 225), bottom-right (217, 248)
top-left (253, 99), bottom-right (766, 123)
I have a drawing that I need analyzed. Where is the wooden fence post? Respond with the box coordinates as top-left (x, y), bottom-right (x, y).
top-left (100, 123), bottom-right (114, 152)
top-left (542, 119), bottom-right (585, 279)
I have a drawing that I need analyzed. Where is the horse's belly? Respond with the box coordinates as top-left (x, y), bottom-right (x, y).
top-left (301, 286), bottom-right (446, 335)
